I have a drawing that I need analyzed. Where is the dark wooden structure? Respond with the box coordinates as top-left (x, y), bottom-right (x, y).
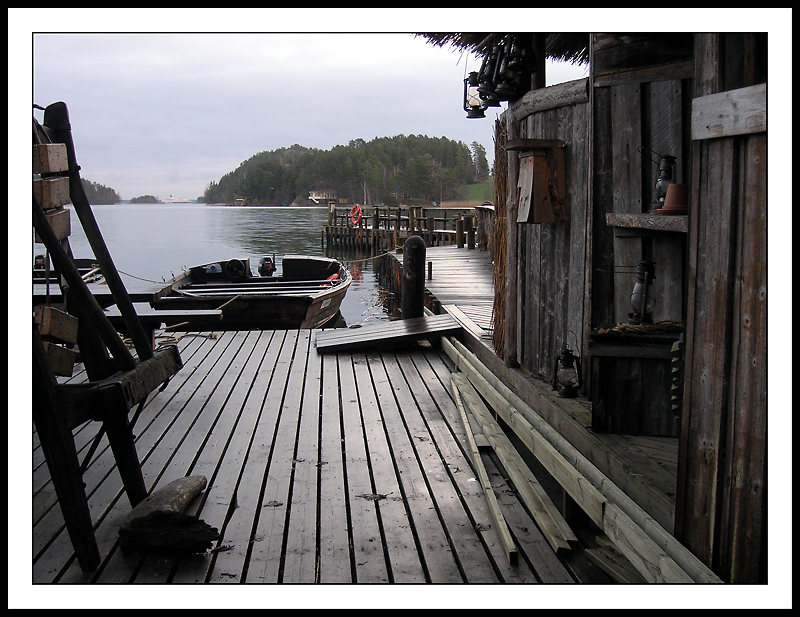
top-left (325, 205), bottom-right (479, 253)
top-left (33, 102), bottom-right (184, 572)
top-left (424, 33), bottom-right (767, 583)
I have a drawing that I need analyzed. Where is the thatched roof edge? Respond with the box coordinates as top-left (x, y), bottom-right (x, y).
top-left (416, 33), bottom-right (589, 65)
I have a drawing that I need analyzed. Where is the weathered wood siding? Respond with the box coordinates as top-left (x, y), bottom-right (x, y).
top-left (501, 79), bottom-right (590, 380)
top-left (590, 54), bottom-right (693, 328)
top-left (675, 33), bottom-right (767, 584)
top-left (515, 101), bottom-right (590, 378)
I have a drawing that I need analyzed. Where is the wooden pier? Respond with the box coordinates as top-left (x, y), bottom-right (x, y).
top-left (32, 241), bottom-right (703, 590)
top-left (324, 205), bottom-right (493, 253)
top-left (34, 329), bottom-right (577, 584)
top-left (376, 244), bottom-right (495, 327)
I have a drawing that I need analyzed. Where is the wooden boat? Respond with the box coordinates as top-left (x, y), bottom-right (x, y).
top-left (151, 255), bottom-right (351, 330)
top-left (33, 256), bottom-right (104, 285)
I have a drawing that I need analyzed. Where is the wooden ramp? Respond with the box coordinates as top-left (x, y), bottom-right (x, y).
top-left (314, 314), bottom-right (461, 353)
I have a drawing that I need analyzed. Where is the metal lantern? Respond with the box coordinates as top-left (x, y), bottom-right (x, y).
top-left (629, 259), bottom-right (657, 324)
top-left (553, 345), bottom-right (582, 398)
top-left (463, 71), bottom-right (486, 119)
top-left (653, 155), bottom-right (677, 211)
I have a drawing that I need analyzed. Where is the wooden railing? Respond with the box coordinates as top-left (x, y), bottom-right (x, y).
top-left (324, 205), bottom-right (491, 254)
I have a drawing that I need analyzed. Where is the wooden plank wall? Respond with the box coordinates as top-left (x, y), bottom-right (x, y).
top-left (515, 99), bottom-right (590, 379)
top-left (501, 79), bottom-right (590, 381)
top-left (675, 33), bottom-right (768, 584)
top-left (590, 34), bottom-right (694, 329)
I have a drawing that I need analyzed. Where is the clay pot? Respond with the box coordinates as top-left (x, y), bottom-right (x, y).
top-left (658, 183), bottom-right (688, 215)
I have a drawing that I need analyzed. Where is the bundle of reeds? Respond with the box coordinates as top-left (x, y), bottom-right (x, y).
top-left (492, 119), bottom-right (508, 358)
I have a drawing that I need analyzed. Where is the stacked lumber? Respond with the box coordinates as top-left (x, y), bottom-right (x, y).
top-left (443, 336), bottom-right (723, 584)
top-left (34, 305), bottom-right (78, 377)
top-left (33, 143), bottom-right (71, 242)
top-left (452, 373), bottom-right (576, 556)
top-left (34, 143), bottom-right (77, 376)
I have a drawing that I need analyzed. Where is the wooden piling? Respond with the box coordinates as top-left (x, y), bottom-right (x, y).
top-left (401, 235), bottom-right (426, 319)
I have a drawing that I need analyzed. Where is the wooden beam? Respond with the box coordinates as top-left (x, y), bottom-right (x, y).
top-left (442, 336), bottom-right (723, 583)
top-left (507, 77), bottom-right (589, 121)
top-left (443, 338), bottom-right (606, 528)
top-left (450, 376), bottom-right (517, 566)
top-left (691, 83), bottom-right (766, 140)
top-left (33, 143), bottom-right (69, 174)
top-left (453, 373), bottom-right (576, 554)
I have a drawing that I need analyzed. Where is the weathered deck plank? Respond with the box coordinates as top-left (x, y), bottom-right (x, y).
top-left (34, 329), bottom-right (575, 585)
top-left (315, 313), bottom-right (461, 353)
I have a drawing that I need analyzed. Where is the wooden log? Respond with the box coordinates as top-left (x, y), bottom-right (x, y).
top-left (33, 143), bottom-right (69, 174)
top-left (34, 205), bottom-right (70, 242)
top-left (603, 502), bottom-right (692, 583)
top-left (450, 376), bottom-right (518, 566)
top-left (508, 77), bottom-right (589, 121)
top-left (442, 336), bottom-right (723, 583)
top-left (32, 177), bottom-right (71, 211)
top-left (443, 337), bottom-right (606, 527)
top-left (453, 373), bottom-right (576, 554)
top-left (34, 305), bottom-right (79, 345)
top-left (121, 475), bottom-right (208, 526)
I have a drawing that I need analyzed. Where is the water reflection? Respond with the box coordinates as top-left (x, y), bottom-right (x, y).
top-left (36, 204), bottom-right (394, 326)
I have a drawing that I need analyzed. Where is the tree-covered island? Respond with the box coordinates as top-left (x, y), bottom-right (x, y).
top-left (203, 134), bottom-right (491, 206)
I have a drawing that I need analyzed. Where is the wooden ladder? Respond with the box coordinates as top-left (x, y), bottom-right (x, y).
top-left (32, 102), bottom-right (183, 572)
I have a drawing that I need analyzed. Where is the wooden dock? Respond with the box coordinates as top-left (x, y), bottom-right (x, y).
top-left (324, 205), bottom-right (492, 254)
top-left (34, 329), bottom-right (577, 584)
top-left (32, 242), bottom-right (691, 589)
top-left (379, 244), bottom-right (681, 540)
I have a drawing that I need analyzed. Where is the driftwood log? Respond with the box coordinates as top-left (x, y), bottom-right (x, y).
top-left (119, 511), bottom-right (220, 554)
top-left (118, 475), bottom-right (219, 554)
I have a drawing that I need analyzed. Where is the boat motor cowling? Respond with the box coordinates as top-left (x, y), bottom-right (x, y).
top-left (258, 256), bottom-right (276, 277)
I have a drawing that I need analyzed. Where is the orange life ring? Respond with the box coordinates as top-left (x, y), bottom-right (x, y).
top-left (350, 204), bottom-right (362, 226)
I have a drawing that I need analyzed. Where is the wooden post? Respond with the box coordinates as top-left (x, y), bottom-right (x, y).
top-left (505, 111), bottom-right (520, 368)
top-left (43, 102), bottom-right (153, 361)
top-left (401, 235), bottom-right (426, 319)
top-left (456, 218), bottom-right (465, 248)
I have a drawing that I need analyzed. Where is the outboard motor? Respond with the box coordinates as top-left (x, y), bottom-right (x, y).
top-left (258, 256), bottom-right (276, 277)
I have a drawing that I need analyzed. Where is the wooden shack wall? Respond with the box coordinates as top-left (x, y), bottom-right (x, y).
top-left (590, 34), bottom-right (694, 329)
top-left (674, 33), bottom-right (768, 584)
top-left (515, 101), bottom-right (590, 378)
top-left (500, 79), bottom-right (590, 381)
top-left (496, 33), bottom-right (767, 582)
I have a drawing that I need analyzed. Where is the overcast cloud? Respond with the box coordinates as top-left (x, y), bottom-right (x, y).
top-left (28, 26), bottom-right (587, 201)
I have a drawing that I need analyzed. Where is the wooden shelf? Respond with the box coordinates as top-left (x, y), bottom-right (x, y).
top-left (606, 213), bottom-right (687, 234)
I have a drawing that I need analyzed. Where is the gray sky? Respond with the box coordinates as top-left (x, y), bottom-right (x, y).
top-left (27, 20), bottom-right (589, 201)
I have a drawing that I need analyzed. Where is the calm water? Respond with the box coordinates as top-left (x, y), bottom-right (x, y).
top-left (35, 204), bottom-right (394, 327)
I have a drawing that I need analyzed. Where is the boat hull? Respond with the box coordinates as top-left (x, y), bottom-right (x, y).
top-left (152, 256), bottom-right (351, 331)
